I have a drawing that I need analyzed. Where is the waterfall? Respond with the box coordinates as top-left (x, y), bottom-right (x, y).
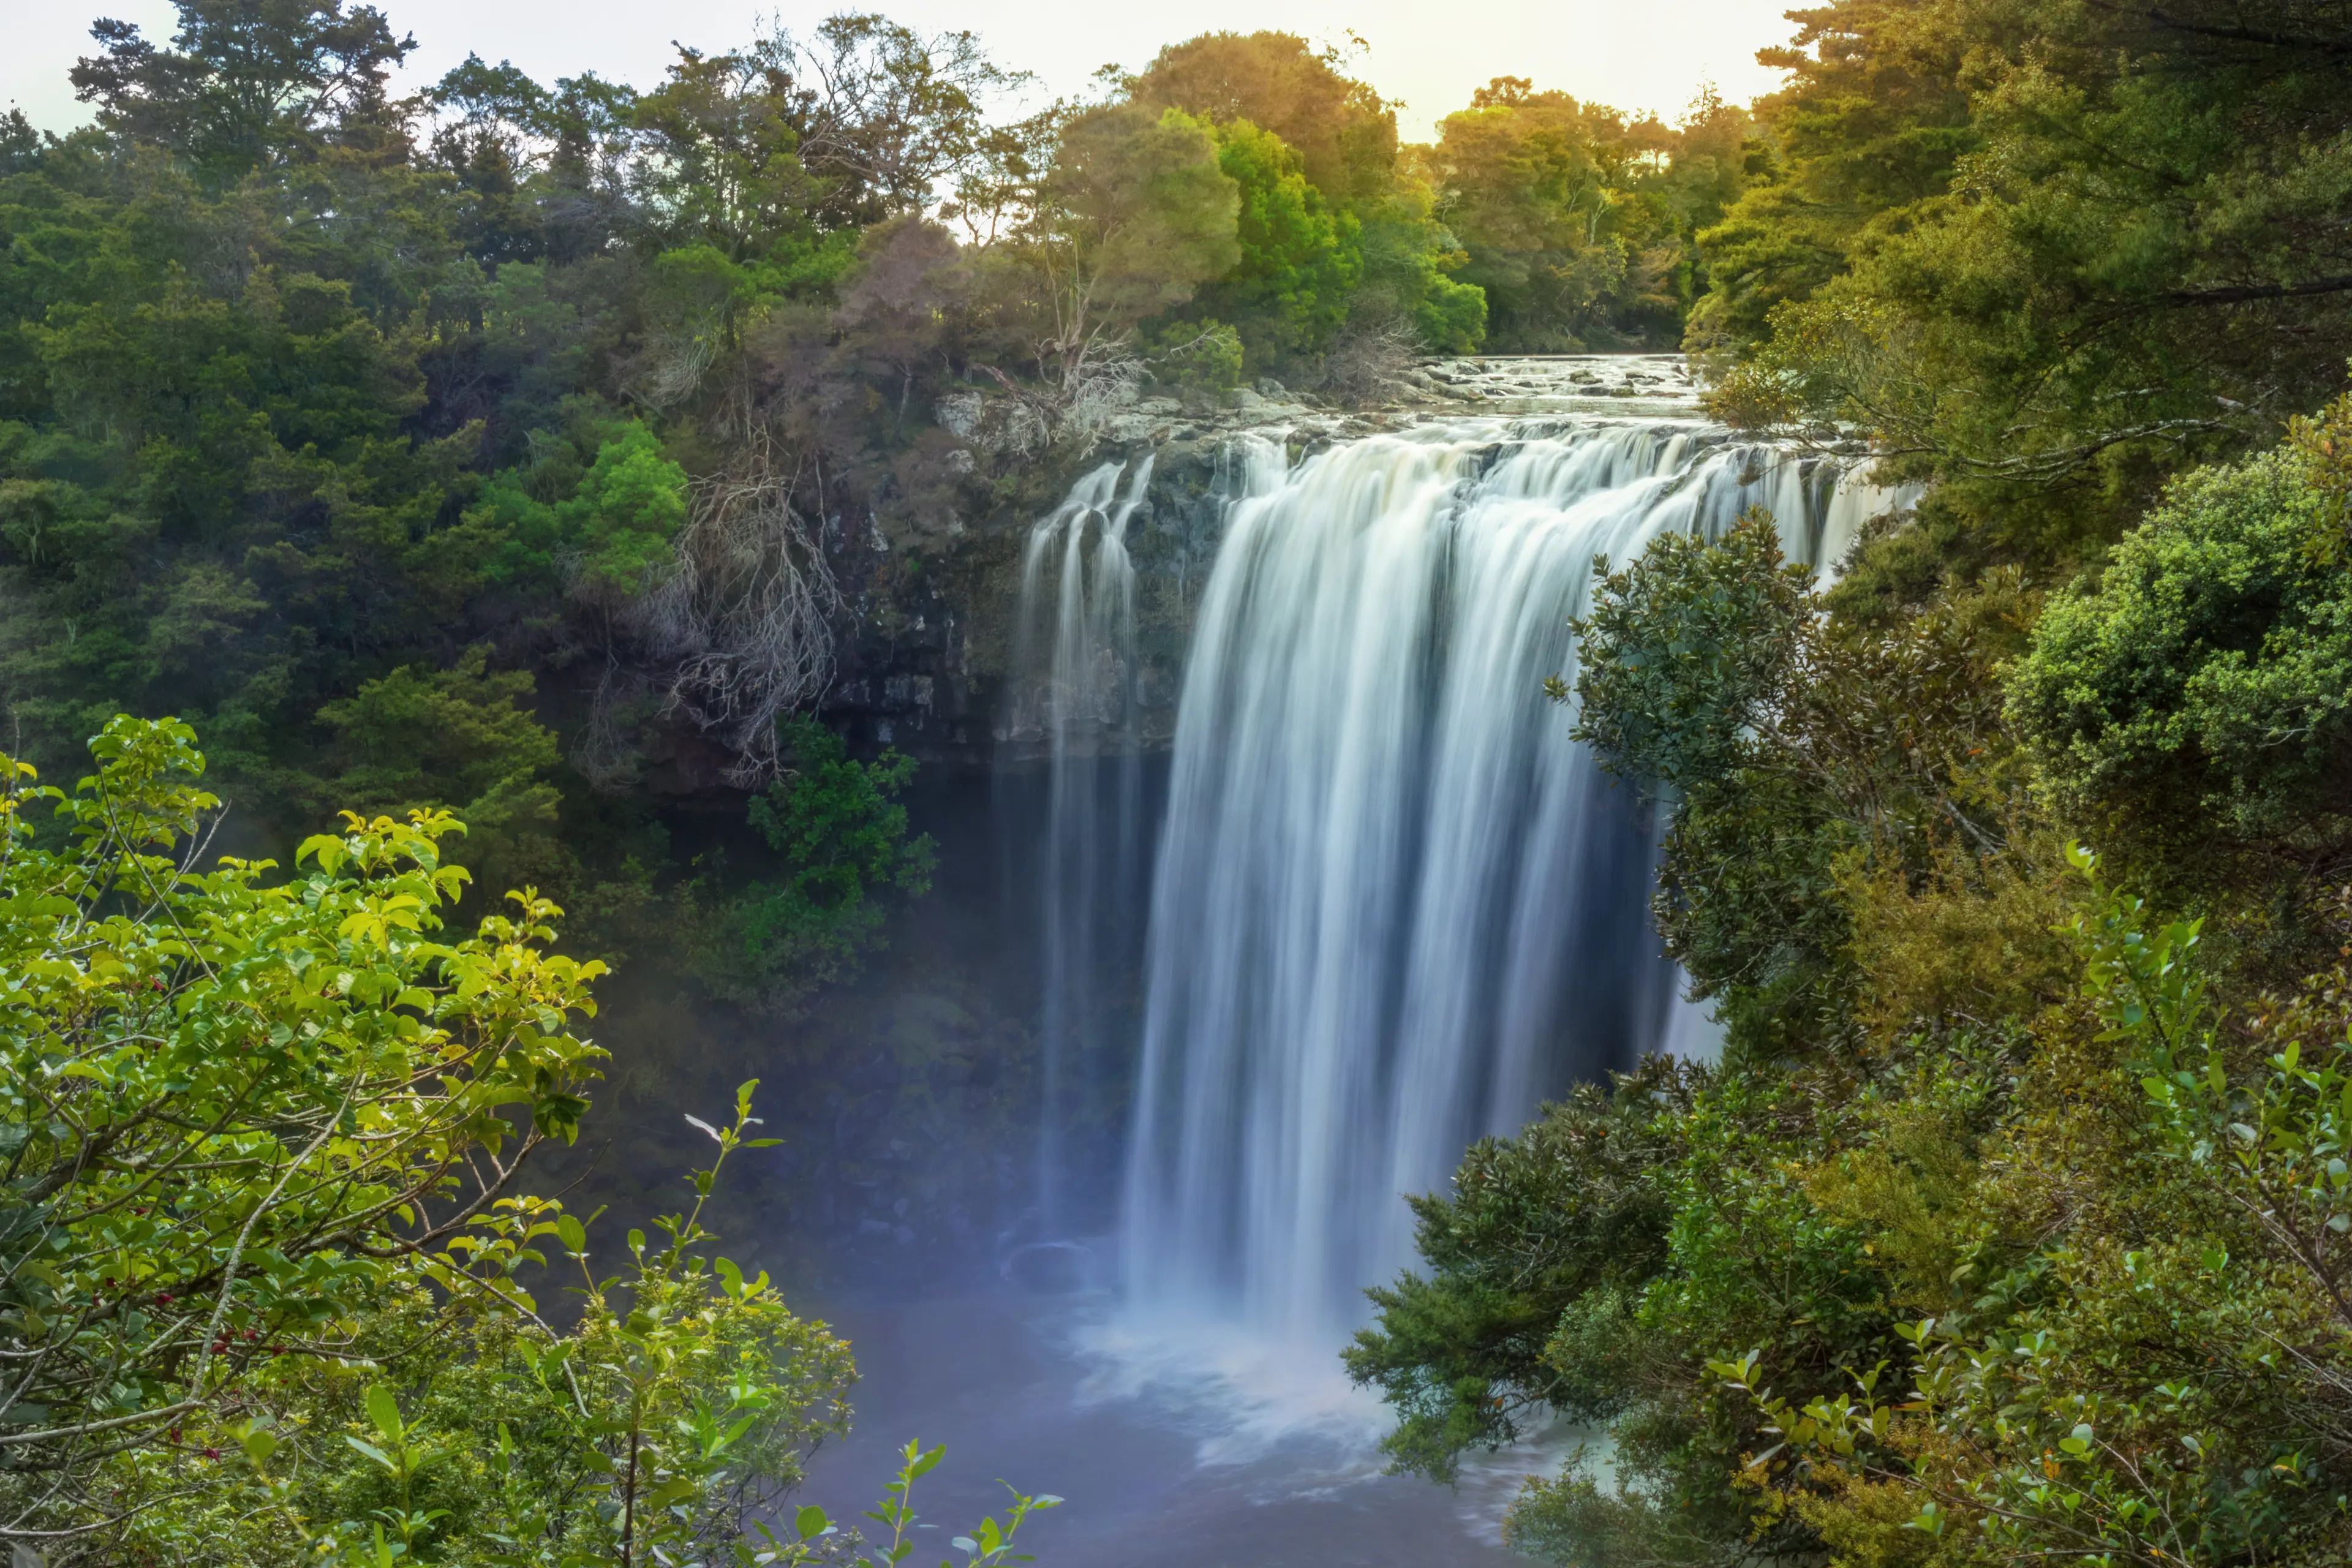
top-left (1114, 417), bottom-right (1904, 1348)
top-left (1012, 457), bottom-right (1155, 1236)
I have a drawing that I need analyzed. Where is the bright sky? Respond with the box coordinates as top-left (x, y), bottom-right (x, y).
top-left (4, 0), bottom-right (1800, 143)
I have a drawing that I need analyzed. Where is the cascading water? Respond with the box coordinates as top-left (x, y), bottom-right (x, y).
top-left (1011, 458), bottom-right (1154, 1237)
top-left (1114, 415), bottom-right (1906, 1349)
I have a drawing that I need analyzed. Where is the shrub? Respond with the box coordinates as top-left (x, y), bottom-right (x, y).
top-left (2009, 428), bottom-right (2352, 876)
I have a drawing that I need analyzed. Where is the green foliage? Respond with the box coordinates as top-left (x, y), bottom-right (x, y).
top-left (445, 1080), bottom-right (858, 1566)
top-left (687, 718), bottom-right (937, 1017)
top-left (70, 0), bottom-right (418, 176)
top-left (1686, 0), bottom-right (1972, 358)
top-left (1563, 510), bottom-right (1849, 1052)
top-left (1366, 813), bottom-right (2352, 1567)
top-left (2010, 424), bottom-right (2352, 876)
top-left (556, 420), bottom-right (693, 598)
top-left (1141, 318), bottom-right (1245, 396)
top-left (1, 715), bottom-right (1054, 1560)
top-left (1373, 423), bottom-right (2352, 1568)
top-left (315, 647), bottom-right (557, 810)
top-left (0, 143), bottom-right (472, 778)
top-left (1196, 120), bottom-right (1362, 366)
top-left (0, 714), bottom-right (607, 1540)
top-left (1411, 270), bottom-right (1489, 356)
top-left (1564, 510), bottom-right (1815, 799)
top-left (1423, 88), bottom-right (1643, 351)
top-left (1700, 0), bottom-right (2352, 559)
top-left (858, 1437), bottom-right (1061, 1568)
top-left (0, 0), bottom-right (1005, 832)
top-left (1026, 104), bottom-right (1242, 375)
top-left (464, 421), bottom-right (690, 601)
top-left (1345, 1060), bottom-right (1684, 1479)
top-left (1128, 32), bottom-right (1399, 206)
top-left (312, 644), bottom-right (568, 894)
top-left (1695, 853), bottom-right (2352, 1567)
top-left (1421, 79), bottom-right (1753, 352)
top-left (1559, 511), bottom-right (2041, 1057)
top-left (1335, 3), bottom-right (2352, 1561)
top-left (1123, 31), bottom-right (1491, 358)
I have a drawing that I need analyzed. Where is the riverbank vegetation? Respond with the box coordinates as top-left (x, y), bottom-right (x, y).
top-left (1351, 0), bottom-right (2352, 1559)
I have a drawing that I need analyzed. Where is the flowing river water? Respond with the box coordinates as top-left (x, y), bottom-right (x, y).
top-left (794, 357), bottom-right (1905, 1563)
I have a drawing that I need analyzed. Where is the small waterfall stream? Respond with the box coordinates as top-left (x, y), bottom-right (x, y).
top-left (1011, 459), bottom-right (1153, 1237)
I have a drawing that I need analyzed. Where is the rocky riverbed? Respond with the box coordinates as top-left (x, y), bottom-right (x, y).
top-left (1087, 352), bottom-right (1706, 451)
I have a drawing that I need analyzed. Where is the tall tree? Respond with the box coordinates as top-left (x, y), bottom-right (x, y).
top-left (72, 0), bottom-right (418, 175)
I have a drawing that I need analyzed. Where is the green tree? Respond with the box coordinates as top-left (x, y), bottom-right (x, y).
top-left (1345, 1059), bottom-right (1683, 1479)
top-left (1128, 31), bottom-right (1398, 205)
top-left (1558, 510), bottom-right (2043, 1057)
top-left (0, 714), bottom-right (606, 1546)
top-left (1421, 78), bottom-right (1748, 350)
top-left (1684, 0), bottom-right (1973, 357)
top-left (1, 715), bottom-right (1060, 1563)
top-left (2009, 400), bottom-right (2352, 884)
top-left (312, 644), bottom-right (568, 896)
top-left (70, 0), bottom-right (419, 176)
top-left (1700, 855), bottom-right (2352, 1568)
top-left (686, 717), bottom-right (937, 1017)
top-left (1193, 119), bottom-right (1362, 368)
top-left (461, 420), bottom-right (691, 601)
top-left (1703, 0), bottom-right (2352, 562)
top-left (631, 43), bottom-right (823, 262)
top-left (1424, 83), bottom-right (1646, 350)
top-left (1132, 32), bottom-right (1488, 356)
top-left (0, 137), bottom-right (475, 783)
top-left (1559, 513), bottom-right (1853, 1054)
top-left (986, 101), bottom-right (1240, 413)
top-left (1562, 510), bottom-right (1816, 798)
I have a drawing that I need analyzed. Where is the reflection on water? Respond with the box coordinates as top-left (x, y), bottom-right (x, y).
top-left (801, 1289), bottom-right (1552, 1568)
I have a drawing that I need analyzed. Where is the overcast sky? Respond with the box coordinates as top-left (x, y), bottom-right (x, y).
top-left (5, 0), bottom-right (1799, 143)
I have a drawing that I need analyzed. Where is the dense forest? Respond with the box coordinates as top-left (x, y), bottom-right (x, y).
top-left (4, 0), bottom-right (2352, 1559)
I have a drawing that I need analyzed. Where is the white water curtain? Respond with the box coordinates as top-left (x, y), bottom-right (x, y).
top-left (1115, 418), bottom-right (1901, 1347)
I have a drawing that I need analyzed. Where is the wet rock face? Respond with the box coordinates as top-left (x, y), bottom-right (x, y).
top-left (820, 355), bottom-right (1710, 761)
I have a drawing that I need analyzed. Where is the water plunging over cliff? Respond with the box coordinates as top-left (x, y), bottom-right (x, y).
top-left (1112, 413), bottom-right (1904, 1349)
top-left (1011, 459), bottom-right (1153, 1237)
